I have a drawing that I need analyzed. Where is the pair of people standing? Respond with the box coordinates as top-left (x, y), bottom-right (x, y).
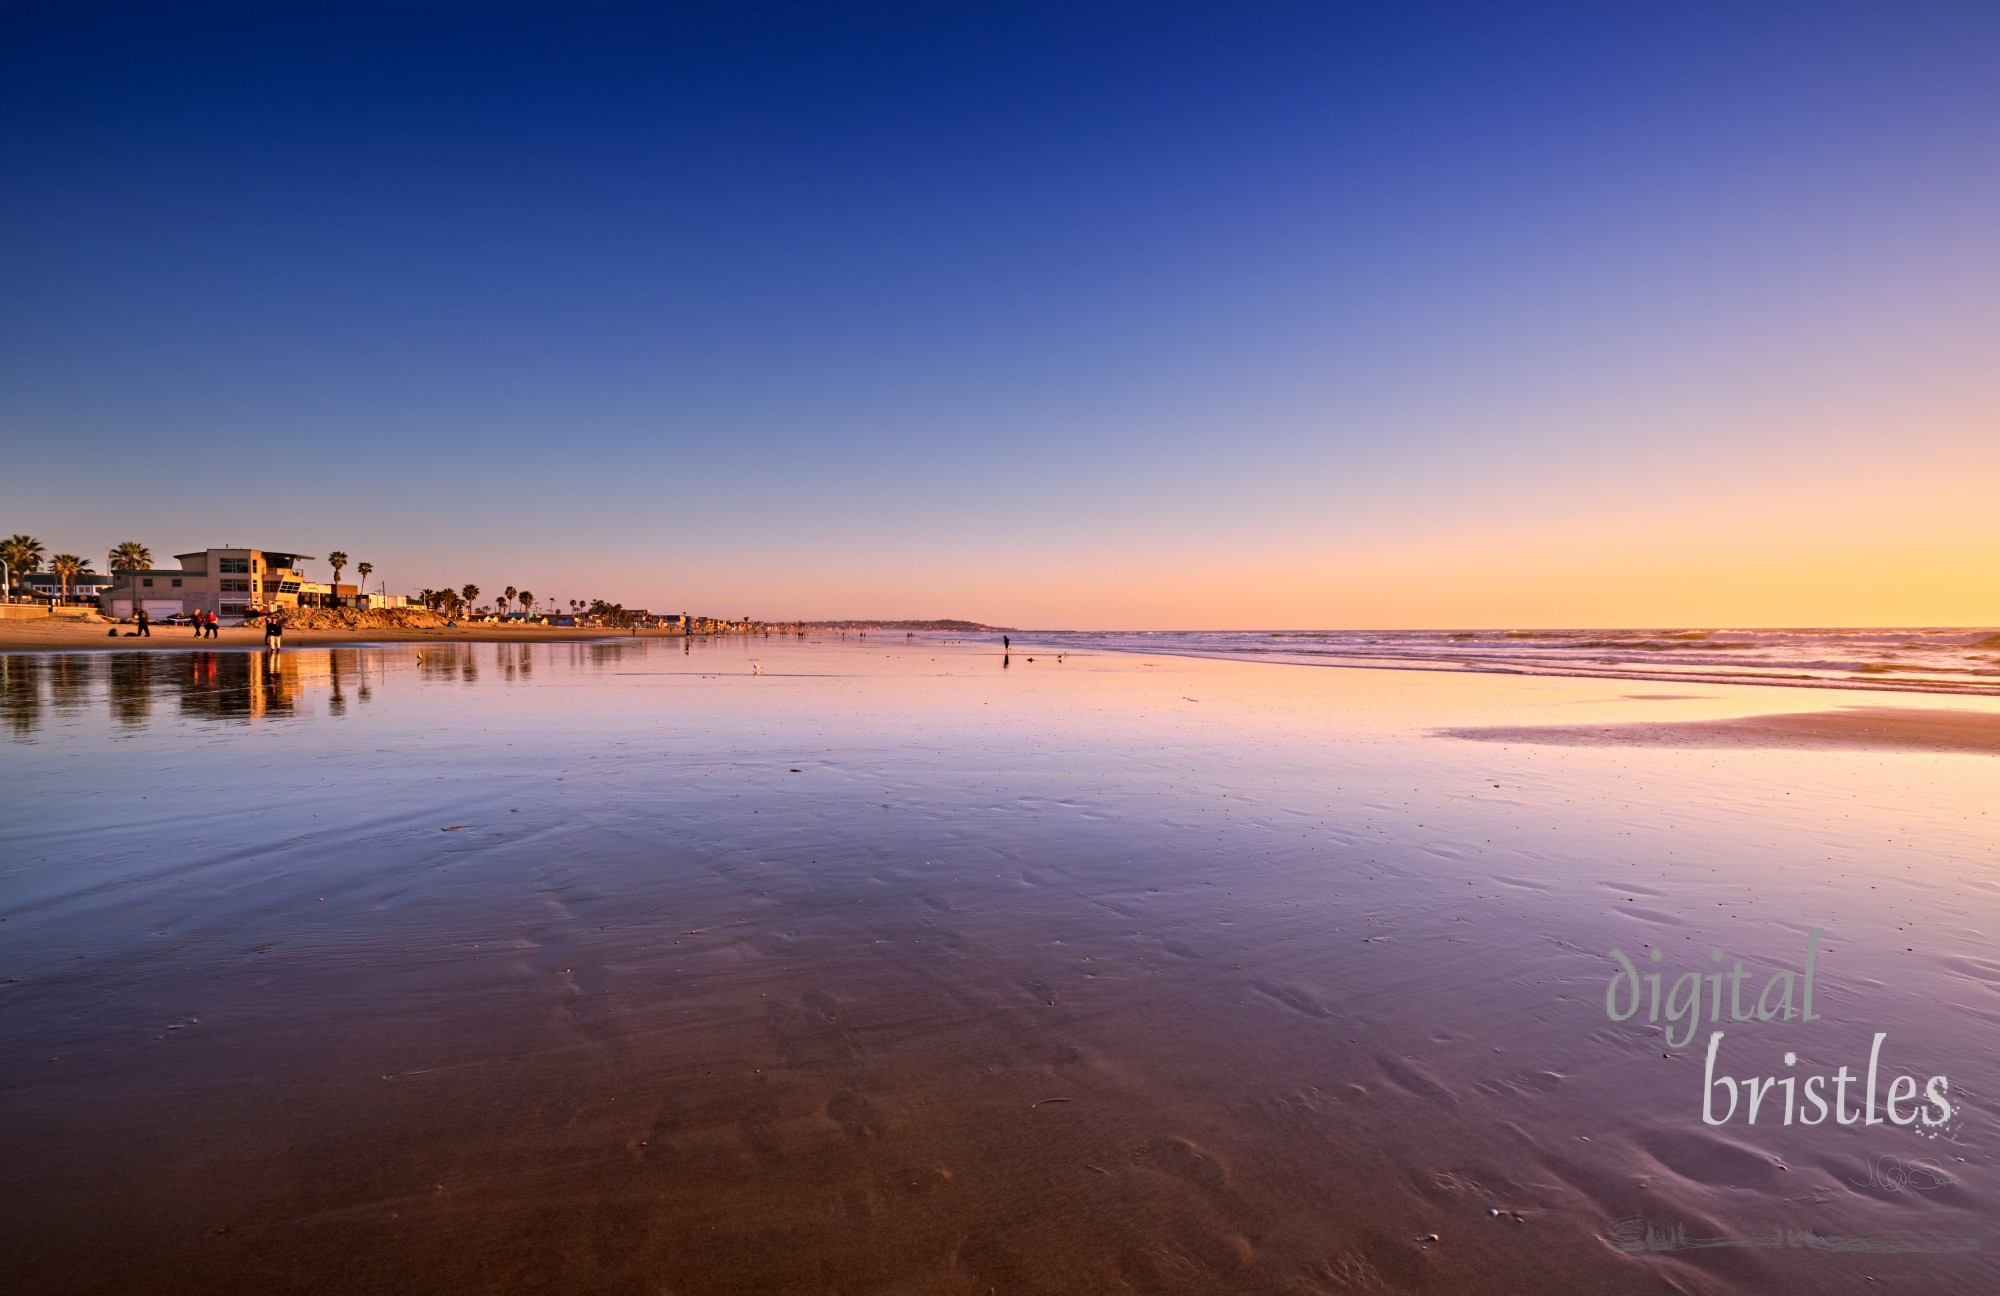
top-left (262, 615), bottom-right (285, 651)
top-left (190, 610), bottom-right (220, 638)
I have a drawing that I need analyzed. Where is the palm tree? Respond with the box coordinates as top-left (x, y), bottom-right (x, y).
top-left (462, 584), bottom-right (480, 613)
top-left (503, 586), bottom-right (518, 616)
top-left (108, 541), bottom-right (152, 571)
top-left (518, 590), bottom-right (534, 616)
top-left (49, 553), bottom-right (91, 603)
top-left (2, 534), bottom-right (44, 596)
top-left (327, 551), bottom-right (349, 587)
top-left (356, 561), bottom-right (373, 592)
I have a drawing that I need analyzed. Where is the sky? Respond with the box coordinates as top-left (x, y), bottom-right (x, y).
top-left (2, 1), bottom-right (1997, 628)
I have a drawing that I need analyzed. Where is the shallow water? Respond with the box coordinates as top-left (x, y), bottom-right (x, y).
top-left (2, 637), bottom-right (1995, 1294)
top-left (1032, 627), bottom-right (2000, 696)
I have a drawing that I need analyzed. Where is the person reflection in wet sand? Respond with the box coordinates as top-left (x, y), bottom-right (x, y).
top-left (328, 651), bottom-right (347, 717)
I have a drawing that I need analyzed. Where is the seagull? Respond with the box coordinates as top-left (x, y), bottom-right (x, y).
top-left (752, 662), bottom-right (762, 675)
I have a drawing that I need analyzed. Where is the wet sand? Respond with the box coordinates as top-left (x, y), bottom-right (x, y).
top-left (2, 640), bottom-right (1995, 1293)
top-left (1442, 705), bottom-right (2000, 754)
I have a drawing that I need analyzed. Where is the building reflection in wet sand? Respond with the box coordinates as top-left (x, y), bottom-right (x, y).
top-left (1, 654), bottom-right (43, 737)
top-left (0, 648), bottom-right (420, 736)
top-left (0, 643), bottom-right (572, 737)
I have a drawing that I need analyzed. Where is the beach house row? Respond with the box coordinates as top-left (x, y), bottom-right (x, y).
top-left (99, 548), bottom-right (360, 623)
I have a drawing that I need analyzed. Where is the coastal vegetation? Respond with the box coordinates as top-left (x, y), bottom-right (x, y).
top-left (108, 541), bottom-right (152, 571)
top-left (49, 553), bottom-right (91, 601)
top-left (2, 534), bottom-right (44, 592)
top-left (2, 531), bottom-right (996, 632)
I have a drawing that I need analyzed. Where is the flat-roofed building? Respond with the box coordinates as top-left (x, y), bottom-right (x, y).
top-left (99, 548), bottom-right (350, 623)
top-left (22, 571), bottom-right (113, 606)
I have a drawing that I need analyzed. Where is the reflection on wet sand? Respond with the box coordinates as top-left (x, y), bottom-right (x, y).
top-left (2, 638), bottom-right (1996, 1294)
top-left (0, 648), bottom-right (394, 735)
top-left (0, 641), bottom-right (661, 737)
top-left (1, 654), bottom-right (41, 736)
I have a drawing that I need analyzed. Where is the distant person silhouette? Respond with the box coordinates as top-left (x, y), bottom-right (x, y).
top-left (135, 607), bottom-right (150, 637)
top-left (1003, 635), bottom-right (1010, 651)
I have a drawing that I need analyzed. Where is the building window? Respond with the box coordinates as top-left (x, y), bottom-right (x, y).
top-left (171, 579), bottom-right (182, 587)
top-left (221, 602), bottom-right (249, 615)
top-left (141, 578), bottom-right (154, 587)
top-left (219, 558), bottom-right (250, 574)
top-left (220, 579), bottom-right (250, 593)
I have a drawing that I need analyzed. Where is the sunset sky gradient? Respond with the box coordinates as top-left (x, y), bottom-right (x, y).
top-left (3, 2), bottom-right (1996, 627)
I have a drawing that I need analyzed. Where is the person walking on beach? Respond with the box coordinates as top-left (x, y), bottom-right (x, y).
top-left (135, 607), bottom-right (150, 637)
top-left (1003, 635), bottom-right (1010, 651)
top-left (191, 610), bottom-right (204, 637)
top-left (207, 610), bottom-right (219, 638)
top-left (263, 614), bottom-right (283, 651)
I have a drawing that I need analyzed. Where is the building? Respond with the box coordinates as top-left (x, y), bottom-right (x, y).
top-left (99, 548), bottom-right (353, 623)
top-left (21, 571), bottom-right (112, 605)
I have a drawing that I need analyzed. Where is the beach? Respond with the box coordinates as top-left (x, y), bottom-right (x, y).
top-left (0, 615), bottom-right (713, 653)
top-left (2, 636), bottom-right (1994, 1293)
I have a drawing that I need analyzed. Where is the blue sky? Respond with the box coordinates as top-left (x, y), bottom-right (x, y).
top-left (4, 2), bottom-right (1997, 626)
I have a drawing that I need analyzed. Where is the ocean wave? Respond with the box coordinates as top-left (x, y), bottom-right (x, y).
top-left (1017, 628), bottom-right (2000, 697)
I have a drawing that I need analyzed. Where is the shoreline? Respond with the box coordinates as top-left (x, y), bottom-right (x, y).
top-left (0, 619), bottom-right (745, 653)
top-left (8, 618), bottom-right (2000, 706)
